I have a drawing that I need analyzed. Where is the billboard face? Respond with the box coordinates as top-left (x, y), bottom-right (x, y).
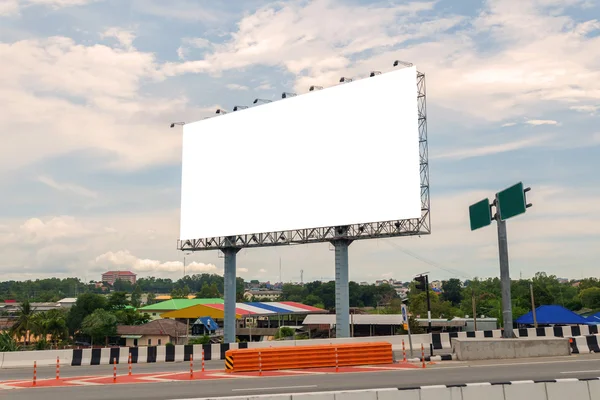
top-left (180, 66), bottom-right (421, 240)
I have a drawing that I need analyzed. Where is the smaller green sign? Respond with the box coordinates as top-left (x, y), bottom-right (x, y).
top-left (469, 198), bottom-right (492, 231)
top-left (497, 182), bottom-right (527, 221)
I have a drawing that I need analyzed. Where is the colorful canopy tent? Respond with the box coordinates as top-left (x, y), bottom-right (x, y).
top-left (138, 298), bottom-right (224, 313)
top-left (587, 312), bottom-right (600, 323)
top-left (516, 305), bottom-right (595, 325)
top-left (161, 301), bottom-right (327, 320)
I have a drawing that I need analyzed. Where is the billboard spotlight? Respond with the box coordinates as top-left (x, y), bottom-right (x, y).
top-left (370, 71), bottom-right (382, 77)
top-left (309, 85), bottom-right (323, 91)
top-left (339, 77), bottom-right (353, 83)
top-left (170, 122), bottom-right (185, 128)
top-left (393, 60), bottom-right (413, 68)
top-left (216, 109), bottom-right (228, 114)
top-left (233, 105), bottom-right (248, 111)
top-left (253, 99), bottom-right (272, 104)
top-left (282, 92), bottom-right (297, 99)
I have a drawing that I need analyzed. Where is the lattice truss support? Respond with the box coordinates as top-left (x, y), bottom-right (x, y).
top-left (179, 70), bottom-right (430, 252)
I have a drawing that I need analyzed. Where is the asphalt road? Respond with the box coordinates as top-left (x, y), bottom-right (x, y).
top-left (3, 354), bottom-right (600, 400)
top-left (0, 360), bottom-right (225, 381)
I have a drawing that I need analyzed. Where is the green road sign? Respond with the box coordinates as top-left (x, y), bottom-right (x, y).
top-left (497, 182), bottom-right (528, 221)
top-left (469, 198), bottom-right (492, 231)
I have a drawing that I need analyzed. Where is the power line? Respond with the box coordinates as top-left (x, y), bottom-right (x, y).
top-left (381, 240), bottom-right (473, 280)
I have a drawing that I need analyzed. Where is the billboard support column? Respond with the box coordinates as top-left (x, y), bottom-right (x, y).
top-left (222, 242), bottom-right (240, 344)
top-left (332, 230), bottom-right (353, 338)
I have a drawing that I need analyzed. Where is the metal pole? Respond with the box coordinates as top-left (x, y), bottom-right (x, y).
top-left (222, 244), bottom-right (240, 344)
top-left (333, 236), bottom-right (352, 338)
top-left (425, 275), bottom-right (433, 356)
top-left (472, 288), bottom-right (477, 331)
top-left (407, 313), bottom-right (414, 359)
top-left (530, 283), bottom-right (538, 328)
top-left (495, 199), bottom-right (514, 339)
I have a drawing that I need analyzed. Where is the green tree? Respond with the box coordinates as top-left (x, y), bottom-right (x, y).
top-left (196, 282), bottom-right (220, 298)
top-left (441, 278), bottom-right (463, 306)
top-left (0, 332), bottom-right (20, 351)
top-left (113, 308), bottom-right (151, 325)
top-left (81, 309), bottom-right (117, 345)
top-left (10, 300), bottom-right (37, 344)
top-left (580, 287), bottom-right (600, 309)
top-left (108, 291), bottom-right (129, 310)
top-left (67, 293), bottom-right (108, 335)
top-left (131, 285), bottom-right (142, 308)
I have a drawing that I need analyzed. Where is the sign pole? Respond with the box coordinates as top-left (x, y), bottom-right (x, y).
top-left (495, 196), bottom-right (514, 339)
top-left (402, 303), bottom-right (414, 358)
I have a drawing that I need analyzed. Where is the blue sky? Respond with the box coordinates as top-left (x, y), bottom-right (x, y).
top-left (1, 0), bottom-right (599, 283)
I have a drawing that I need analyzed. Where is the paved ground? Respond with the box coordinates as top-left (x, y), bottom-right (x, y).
top-left (0, 359), bottom-right (225, 381)
top-left (2, 354), bottom-right (599, 400)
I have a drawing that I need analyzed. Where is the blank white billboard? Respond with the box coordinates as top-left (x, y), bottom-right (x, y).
top-left (180, 66), bottom-right (421, 240)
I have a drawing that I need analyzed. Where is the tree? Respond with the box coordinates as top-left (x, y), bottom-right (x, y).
top-left (81, 309), bottom-right (117, 345)
top-left (108, 292), bottom-right (129, 310)
top-left (131, 285), bottom-right (142, 308)
top-left (10, 300), bottom-right (37, 344)
top-left (580, 287), bottom-right (600, 309)
top-left (0, 332), bottom-right (20, 352)
top-left (196, 282), bottom-right (220, 298)
top-left (113, 308), bottom-right (151, 325)
top-left (67, 293), bottom-right (108, 335)
top-left (441, 278), bottom-right (463, 306)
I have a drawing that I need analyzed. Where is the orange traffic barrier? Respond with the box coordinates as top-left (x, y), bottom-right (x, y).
top-left (33, 361), bottom-right (37, 386)
top-left (225, 342), bottom-right (392, 373)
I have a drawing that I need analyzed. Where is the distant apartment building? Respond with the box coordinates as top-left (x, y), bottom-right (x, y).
top-left (102, 270), bottom-right (137, 286)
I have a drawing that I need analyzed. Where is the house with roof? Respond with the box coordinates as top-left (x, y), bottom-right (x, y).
top-left (117, 319), bottom-right (188, 347)
top-left (137, 298), bottom-right (224, 320)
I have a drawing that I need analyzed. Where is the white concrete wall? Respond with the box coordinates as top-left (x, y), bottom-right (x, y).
top-left (180, 380), bottom-right (600, 400)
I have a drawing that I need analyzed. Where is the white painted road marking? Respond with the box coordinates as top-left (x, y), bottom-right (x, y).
top-left (560, 370), bottom-right (600, 374)
top-left (232, 385), bottom-right (318, 392)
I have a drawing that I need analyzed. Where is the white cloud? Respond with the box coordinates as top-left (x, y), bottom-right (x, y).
top-left (259, 268), bottom-right (267, 273)
top-left (1, 0), bottom-right (99, 15)
top-left (0, 216), bottom-right (92, 245)
top-left (570, 105), bottom-right (600, 115)
top-left (165, 0), bottom-right (600, 124)
top-left (226, 83), bottom-right (249, 91)
top-left (501, 122), bottom-right (517, 127)
top-left (434, 135), bottom-right (554, 160)
top-left (95, 250), bottom-right (218, 274)
top-left (526, 119), bottom-right (559, 126)
top-left (0, 0), bottom-right (19, 16)
top-left (101, 27), bottom-right (136, 51)
top-left (37, 175), bottom-right (98, 198)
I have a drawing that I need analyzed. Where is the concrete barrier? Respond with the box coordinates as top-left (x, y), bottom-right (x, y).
top-left (1, 349), bottom-right (74, 369)
top-left (177, 378), bottom-right (600, 399)
top-left (452, 337), bottom-right (571, 361)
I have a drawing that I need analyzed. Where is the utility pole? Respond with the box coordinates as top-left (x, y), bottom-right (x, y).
top-left (530, 283), bottom-right (538, 328)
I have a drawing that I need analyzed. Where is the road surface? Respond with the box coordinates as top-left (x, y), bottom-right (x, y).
top-left (2, 354), bottom-right (599, 400)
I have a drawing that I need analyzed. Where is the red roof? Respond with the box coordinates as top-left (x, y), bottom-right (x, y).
top-left (103, 271), bottom-right (136, 275)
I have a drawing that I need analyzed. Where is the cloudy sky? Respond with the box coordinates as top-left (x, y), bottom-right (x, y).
top-left (1, 0), bottom-right (599, 284)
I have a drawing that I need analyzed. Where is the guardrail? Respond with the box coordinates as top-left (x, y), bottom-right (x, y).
top-left (225, 342), bottom-right (393, 373)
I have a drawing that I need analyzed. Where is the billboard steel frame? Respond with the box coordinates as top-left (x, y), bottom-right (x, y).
top-left (178, 70), bottom-right (430, 252)
top-left (177, 66), bottom-right (430, 343)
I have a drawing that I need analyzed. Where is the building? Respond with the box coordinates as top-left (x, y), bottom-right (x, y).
top-left (117, 319), bottom-right (188, 347)
top-left (56, 298), bottom-right (77, 308)
top-left (101, 270), bottom-right (137, 286)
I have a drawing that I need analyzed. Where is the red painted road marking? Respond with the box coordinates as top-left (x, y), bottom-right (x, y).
top-left (0, 363), bottom-right (421, 390)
